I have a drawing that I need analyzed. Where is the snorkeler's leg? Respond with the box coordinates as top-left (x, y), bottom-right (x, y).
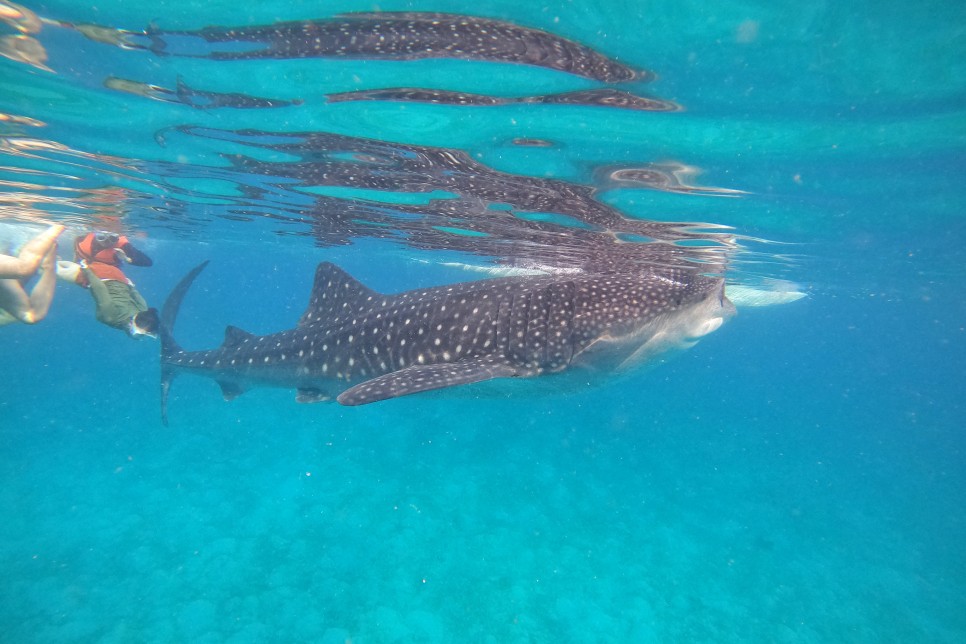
top-left (0, 244), bottom-right (58, 324)
top-left (0, 278), bottom-right (30, 324)
top-left (0, 308), bottom-right (16, 326)
top-left (24, 245), bottom-right (57, 322)
top-left (0, 224), bottom-right (65, 279)
top-left (0, 253), bottom-right (23, 278)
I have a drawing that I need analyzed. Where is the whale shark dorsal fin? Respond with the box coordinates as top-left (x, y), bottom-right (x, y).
top-left (299, 262), bottom-right (382, 327)
top-left (222, 325), bottom-right (255, 348)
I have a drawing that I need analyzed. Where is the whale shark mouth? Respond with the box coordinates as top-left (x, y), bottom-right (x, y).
top-left (684, 315), bottom-right (727, 342)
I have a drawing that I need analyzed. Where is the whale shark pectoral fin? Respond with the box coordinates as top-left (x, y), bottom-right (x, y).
top-left (217, 380), bottom-right (245, 401)
top-left (296, 388), bottom-right (331, 403)
top-left (337, 356), bottom-right (520, 406)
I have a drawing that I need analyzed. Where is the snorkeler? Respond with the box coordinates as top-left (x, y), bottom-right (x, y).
top-left (0, 224), bottom-right (63, 325)
top-left (56, 230), bottom-right (159, 338)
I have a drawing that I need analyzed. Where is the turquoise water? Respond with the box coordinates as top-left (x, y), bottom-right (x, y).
top-left (1, 1), bottom-right (964, 642)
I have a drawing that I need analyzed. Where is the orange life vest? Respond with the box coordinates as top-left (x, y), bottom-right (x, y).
top-left (74, 233), bottom-right (131, 285)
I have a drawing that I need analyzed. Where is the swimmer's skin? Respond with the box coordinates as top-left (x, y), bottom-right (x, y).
top-left (0, 224), bottom-right (63, 325)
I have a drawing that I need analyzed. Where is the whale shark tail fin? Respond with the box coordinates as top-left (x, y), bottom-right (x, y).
top-left (160, 261), bottom-right (209, 426)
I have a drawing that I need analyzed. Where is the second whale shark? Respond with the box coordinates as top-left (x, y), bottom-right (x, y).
top-left (160, 262), bottom-right (735, 423)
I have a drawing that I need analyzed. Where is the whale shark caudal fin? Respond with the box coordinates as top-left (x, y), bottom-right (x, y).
top-left (160, 260), bottom-right (209, 426)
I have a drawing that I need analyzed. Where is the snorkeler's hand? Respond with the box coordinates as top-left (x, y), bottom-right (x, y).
top-left (55, 260), bottom-right (81, 282)
top-left (114, 248), bottom-right (131, 263)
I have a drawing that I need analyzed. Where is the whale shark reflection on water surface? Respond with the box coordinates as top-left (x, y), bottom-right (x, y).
top-left (100, 12), bottom-right (647, 82)
top-left (325, 87), bottom-right (679, 112)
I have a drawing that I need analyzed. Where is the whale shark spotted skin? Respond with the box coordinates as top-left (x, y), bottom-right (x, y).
top-left (160, 261), bottom-right (734, 423)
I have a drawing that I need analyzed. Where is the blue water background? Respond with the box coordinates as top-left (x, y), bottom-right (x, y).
top-left (1, 0), bottom-right (965, 641)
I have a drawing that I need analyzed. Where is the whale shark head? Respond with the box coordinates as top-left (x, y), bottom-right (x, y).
top-left (621, 277), bottom-right (735, 370)
top-left (563, 271), bottom-right (735, 375)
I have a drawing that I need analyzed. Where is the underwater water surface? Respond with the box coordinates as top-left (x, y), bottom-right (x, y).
top-left (1, 0), bottom-right (964, 642)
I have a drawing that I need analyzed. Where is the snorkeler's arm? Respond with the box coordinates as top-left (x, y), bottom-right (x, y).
top-left (0, 224), bottom-right (63, 278)
top-left (72, 234), bottom-right (86, 261)
top-left (117, 241), bottom-right (152, 266)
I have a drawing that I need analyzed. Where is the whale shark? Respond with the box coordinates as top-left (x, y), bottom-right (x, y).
top-left (160, 261), bottom-right (735, 424)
